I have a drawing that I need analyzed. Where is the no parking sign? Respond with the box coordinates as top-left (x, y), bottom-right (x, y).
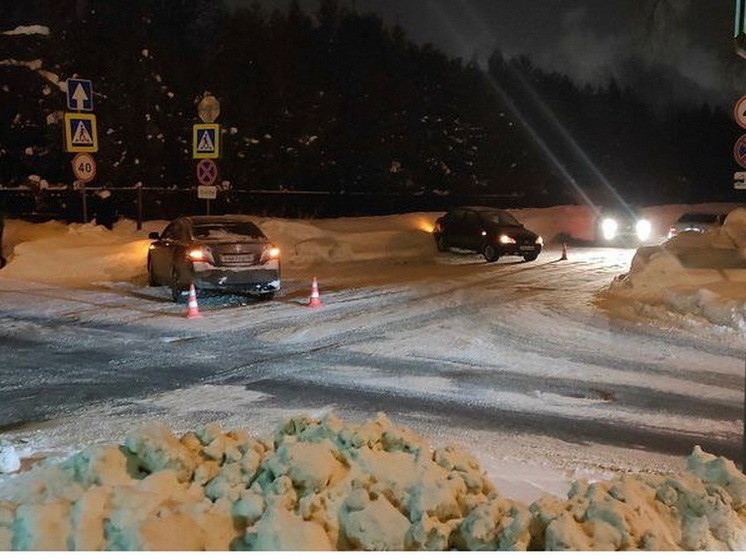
top-left (735, 134), bottom-right (746, 169)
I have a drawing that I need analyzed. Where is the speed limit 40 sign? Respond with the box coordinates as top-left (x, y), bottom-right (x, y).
top-left (71, 153), bottom-right (97, 183)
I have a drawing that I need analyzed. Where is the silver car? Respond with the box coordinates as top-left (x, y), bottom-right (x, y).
top-left (667, 213), bottom-right (726, 239)
top-left (147, 215), bottom-right (281, 302)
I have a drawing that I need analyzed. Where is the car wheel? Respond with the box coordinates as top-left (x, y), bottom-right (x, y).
top-left (435, 234), bottom-right (450, 252)
top-left (482, 244), bottom-right (499, 262)
top-left (523, 252), bottom-right (538, 262)
top-left (254, 291), bottom-right (276, 301)
top-left (170, 268), bottom-right (188, 303)
top-left (147, 257), bottom-right (158, 287)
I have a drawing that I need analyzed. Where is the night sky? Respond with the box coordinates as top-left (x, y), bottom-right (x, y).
top-left (228, 0), bottom-right (739, 107)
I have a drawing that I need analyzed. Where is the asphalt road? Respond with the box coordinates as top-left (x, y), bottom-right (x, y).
top-left (0, 247), bottom-right (743, 469)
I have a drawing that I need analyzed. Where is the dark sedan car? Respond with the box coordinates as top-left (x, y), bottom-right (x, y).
top-left (667, 212), bottom-right (726, 239)
top-left (147, 215), bottom-right (281, 302)
top-left (433, 206), bottom-right (543, 262)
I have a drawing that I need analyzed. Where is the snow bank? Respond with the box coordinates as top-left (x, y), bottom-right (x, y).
top-left (607, 208), bottom-right (746, 330)
top-left (2, 25), bottom-right (50, 36)
top-left (0, 220), bottom-right (152, 286)
top-left (0, 415), bottom-right (744, 551)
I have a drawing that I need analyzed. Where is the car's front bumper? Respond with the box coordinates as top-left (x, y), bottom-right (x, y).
top-left (499, 243), bottom-right (542, 256)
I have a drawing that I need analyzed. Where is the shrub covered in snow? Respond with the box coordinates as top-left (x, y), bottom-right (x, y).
top-left (0, 415), bottom-right (745, 551)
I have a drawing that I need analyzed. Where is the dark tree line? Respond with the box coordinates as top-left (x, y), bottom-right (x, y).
top-left (0, 0), bottom-right (736, 213)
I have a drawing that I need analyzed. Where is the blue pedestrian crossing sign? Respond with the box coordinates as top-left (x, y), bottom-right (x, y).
top-left (66, 78), bottom-right (94, 112)
top-left (64, 113), bottom-right (98, 153)
top-left (193, 124), bottom-right (220, 159)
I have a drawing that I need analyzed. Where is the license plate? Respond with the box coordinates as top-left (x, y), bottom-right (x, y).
top-left (520, 245), bottom-right (534, 251)
top-left (221, 254), bottom-right (255, 265)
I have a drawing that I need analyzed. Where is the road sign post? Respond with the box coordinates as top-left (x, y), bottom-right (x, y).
top-left (196, 160), bottom-right (218, 186)
top-left (736, 23), bottom-right (746, 470)
top-left (71, 153), bottom-right (96, 183)
top-left (66, 78), bottom-right (94, 112)
top-left (197, 185), bottom-right (217, 215)
top-left (192, 124), bottom-right (220, 159)
top-left (64, 113), bottom-right (98, 152)
top-left (198, 95), bottom-right (220, 123)
top-left (137, 183), bottom-right (143, 231)
top-left (737, 0), bottom-right (746, 59)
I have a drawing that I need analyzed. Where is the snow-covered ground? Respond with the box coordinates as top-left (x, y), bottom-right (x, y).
top-left (1, 202), bottom-right (746, 550)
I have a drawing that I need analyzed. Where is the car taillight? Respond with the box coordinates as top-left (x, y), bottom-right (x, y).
top-left (187, 248), bottom-right (208, 262)
top-left (260, 246), bottom-right (280, 264)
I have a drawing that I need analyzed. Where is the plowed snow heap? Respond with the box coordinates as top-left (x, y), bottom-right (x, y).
top-left (1, 413), bottom-right (745, 551)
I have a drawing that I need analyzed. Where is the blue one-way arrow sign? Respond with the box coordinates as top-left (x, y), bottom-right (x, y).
top-left (66, 78), bottom-right (94, 112)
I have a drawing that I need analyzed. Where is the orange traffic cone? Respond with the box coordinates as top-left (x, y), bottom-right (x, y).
top-left (308, 276), bottom-right (322, 307)
top-left (559, 241), bottom-right (568, 261)
top-left (185, 284), bottom-right (202, 319)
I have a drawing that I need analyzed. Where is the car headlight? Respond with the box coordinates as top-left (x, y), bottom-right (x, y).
top-left (499, 234), bottom-right (516, 244)
top-left (601, 218), bottom-right (618, 240)
top-left (636, 219), bottom-right (652, 242)
top-left (536, 236), bottom-right (544, 245)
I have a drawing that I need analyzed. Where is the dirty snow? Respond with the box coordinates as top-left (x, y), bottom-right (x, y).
top-left (0, 414), bottom-right (744, 551)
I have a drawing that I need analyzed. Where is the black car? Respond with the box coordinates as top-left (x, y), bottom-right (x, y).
top-left (433, 207), bottom-right (543, 262)
top-left (147, 215), bottom-right (281, 302)
top-left (667, 212), bottom-right (726, 239)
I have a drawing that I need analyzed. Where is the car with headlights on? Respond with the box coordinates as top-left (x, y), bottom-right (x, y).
top-left (595, 206), bottom-right (652, 245)
top-left (667, 212), bottom-right (726, 239)
top-left (433, 206), bottom-right (543, 262)
top-left (147, 215), bottom-right (281, 302)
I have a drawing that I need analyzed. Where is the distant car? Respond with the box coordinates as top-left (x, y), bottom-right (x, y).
top-left (595, 206), bottom-right (652, 245)
top-left (667, 213), bottom-right (726, 239)
top-left (147, 215), bottom-right (281, 302)
top-left (433, 206), bottom-right (543, 262)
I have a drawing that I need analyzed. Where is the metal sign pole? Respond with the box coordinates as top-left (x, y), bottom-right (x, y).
top-left (206, 198), bottom-right (211, 216)
top-left (80, 183), bottom-right (88, 223)
top-left (137, 184), bottom-right (143, 230)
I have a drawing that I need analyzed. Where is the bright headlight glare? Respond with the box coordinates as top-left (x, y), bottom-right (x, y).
top-left (536, 236), bottom-right (544, 245)
top-left (187, 248), bottom-right (207, 261)
top-left (499, 234), bottom-right (516, 244)
top-left (268, 247), bottom-right (280, 259)
top-left (636, 219), bottom-right (652, 241)
top-left (601, 218), bottom-right (618, 240)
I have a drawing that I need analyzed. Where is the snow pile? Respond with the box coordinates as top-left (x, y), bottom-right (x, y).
top-left (2, 25), bottom-right (50, 36)
top-left (255, 213), bottom-right (438, 266)
top-left (0, 414), bottom-right (526, 551)
top-left (607, 208), bottom-right (746, 330)
top-left (0, 215), bottom-right (438, 286)
top-left (531, 446), bottom-right (746, 551)
top-left (0, 221), bottom-right (151, 286)
top-left (0, 445), bottom-right (20, 475)
top-left (1, 415), bottom-right (745, 551)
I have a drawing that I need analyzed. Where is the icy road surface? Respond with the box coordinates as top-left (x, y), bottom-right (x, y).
top-left (1, 246), bottom-right (743, 483)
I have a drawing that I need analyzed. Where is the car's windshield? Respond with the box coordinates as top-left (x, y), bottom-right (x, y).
top-left (678, 214), bottom-right (719, 224)
top-left (192, 222), bottom-right (264, 241)
top-left (482, 211), bottom-right (522, 227)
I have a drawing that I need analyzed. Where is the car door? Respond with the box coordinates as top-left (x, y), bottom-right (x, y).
top-left (151, 222), bottom-right (181, 282)
top-left (445, 209), bottom-right (467, 249)
top-left (461, 210), bottom-right (484, 250)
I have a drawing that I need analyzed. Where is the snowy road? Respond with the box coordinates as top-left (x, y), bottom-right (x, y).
top-left (1, 244), bottom-right (744, 480)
